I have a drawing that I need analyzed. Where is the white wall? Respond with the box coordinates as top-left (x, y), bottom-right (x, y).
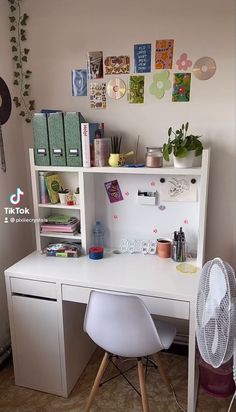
top-left (0, 0), bottom-right (33, 347)
top-left (22, 0), bottom-right (235, 266)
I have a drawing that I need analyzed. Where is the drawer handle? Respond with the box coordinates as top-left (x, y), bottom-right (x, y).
top-left (12, 292), bottom-right (57, 302)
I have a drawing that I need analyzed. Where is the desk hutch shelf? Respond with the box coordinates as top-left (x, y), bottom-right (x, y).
top-left (29, 148), bottom-right (210, 266)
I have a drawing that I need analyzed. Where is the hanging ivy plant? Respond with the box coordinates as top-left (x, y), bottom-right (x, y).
top-left (8, 0), bottom-right (35, 123)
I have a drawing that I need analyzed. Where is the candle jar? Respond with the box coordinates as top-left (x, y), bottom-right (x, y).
top-left (145, 147), bottom-right (163, 168)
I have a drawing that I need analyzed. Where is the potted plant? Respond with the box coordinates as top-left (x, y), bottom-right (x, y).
top-left (162, 122), bottom-right (203, 168)
top-left (74, 187), bottom-right (80, 205)
top-left (58, 187), bottom-right (69, 204)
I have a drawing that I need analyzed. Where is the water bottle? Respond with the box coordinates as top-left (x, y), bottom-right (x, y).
top-left (93, 221), bottom-right (104, 247)
top-left (38, 172), bottom-right (49, 204)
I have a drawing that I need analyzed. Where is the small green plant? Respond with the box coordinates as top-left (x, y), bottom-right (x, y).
top-left (58, 187), bottom-right (69, 194)
top-left (74, 187), bottom-right (80, 194)
top-left (162, 122), bottom-right (203, 162)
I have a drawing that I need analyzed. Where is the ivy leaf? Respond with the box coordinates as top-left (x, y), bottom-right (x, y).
top-left (25, 75), bottom-right (29, 79)
top-left (22, 55), bottom-right (28, 62)
top-left (9, 16), bottom-right (15, 22)
top-left (10, 36), bottom-right (16, 43)
top-left (14, 71), bottom-right (20, 77)
top-left (10, 25), bottom-right (16, 31)
top-left (19, 111), bottom-right (25, 117)
top-left (29, 100), bottom-right (35, 111)
top-left (21, 13), bottom-right (29, 26)
top-left (10, 5), bottom-right (16, 12)
top-left (8, 0), bottom-right (15, 4)
top-left (13, 80), bottom-right (19, 85)
top-left (12, 45), bottom-right (17, 52)
top-left (13, 55), bottom-right (18, 61)
top-left (25, 118), bottom-right (31, 123)
top-left (23, 91), bottom-right (29, 96)
top-left (24, 48), bottom-right (30, 55)
top-left (26, 70), bottom-right (32, 74)
top-left (21, 34), bottom-right (27, 41)
top-left (25, 84), bottom-right (30, 89)
top-left (16, 63), bottom-right (21, 68)
top-left (13, 96), bottom-right (19, 102)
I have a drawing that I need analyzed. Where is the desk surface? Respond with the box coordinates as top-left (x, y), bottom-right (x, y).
top-left (5, 251), bottom-right (200, 302)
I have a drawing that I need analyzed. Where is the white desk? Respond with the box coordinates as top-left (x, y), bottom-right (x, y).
top-left (5, 251), bottom-right (200, 411)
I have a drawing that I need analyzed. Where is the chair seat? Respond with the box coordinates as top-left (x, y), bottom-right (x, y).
top-left (153, 319), bottom-right (176, 350)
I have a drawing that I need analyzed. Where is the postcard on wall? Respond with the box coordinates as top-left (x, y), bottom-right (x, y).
top-left (104, 56), bottom-right (130, 75)
top-left (128, 76), bottom-right (144, 104)
top-left (90, 83), bottom-right (106, 109)
top-left (160, 177), bottom-right (197, 202)
top-left (104, 179), bottom-right (124, 203)
top-left (134, 44), bottom-right (151, 73)
top-left (71, 69), bottom-right (87, 96)
top-left (172, 73), bottom-right (191, 102)
top-left (155, 39), bottom-right (174, 69)
top-left (87, 51), bottom-right (103, 80)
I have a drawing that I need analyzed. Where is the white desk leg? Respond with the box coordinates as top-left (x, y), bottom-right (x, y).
top-left (187, 301), bottom-right (198, 412)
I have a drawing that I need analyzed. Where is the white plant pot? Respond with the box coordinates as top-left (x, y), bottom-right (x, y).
top-left (74, 193), bottom-right (80, 205)
top-left (58, 193), bottom-right (68, 204)
top-left (173, 150), bottom-right (195, 168)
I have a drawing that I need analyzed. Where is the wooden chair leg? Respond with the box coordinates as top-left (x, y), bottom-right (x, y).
top-left (85, 351), bottom-right (110, 412)
top-left (153, 353), bottom-right (172, 393)
top-left (137, 359), bottom-right (150, 412)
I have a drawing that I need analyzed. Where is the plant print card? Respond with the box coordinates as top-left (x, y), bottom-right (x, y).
top-left (134, 44), bottom-right (151, 73)
top-left (172, 73), bottom-right (191, 102)
top-left (128, 76), bottom-right (144, 103)
top-left (104, 56), bottom-right (130, 75)
top-left (155, 39), bottom-right (174, 69)
top-left (90, 83), bottom-right (106, 109)
top-left (87, 51), bottom-right (103, 80)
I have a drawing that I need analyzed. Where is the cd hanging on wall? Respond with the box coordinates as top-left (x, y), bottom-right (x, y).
top-left (193, 57), bottom-right (216, 80)
top-left (107, 78), bottom-right (126, 99)
top-left (0, 77), bottom-right (12, 125)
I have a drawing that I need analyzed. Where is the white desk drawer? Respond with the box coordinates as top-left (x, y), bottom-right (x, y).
top-left (10, 278), bottom-right (57, 300)
top-left (62, 284), bottom-right (90, 303)
top-left (62, 285), bottom-right (189, 320)
top-left (138, 295), bottom-right (189, 320)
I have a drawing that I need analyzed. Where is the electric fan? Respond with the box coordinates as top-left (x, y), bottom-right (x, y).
top-left (196, 257), bottom-right (236, 409)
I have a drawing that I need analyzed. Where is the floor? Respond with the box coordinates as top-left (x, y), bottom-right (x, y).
top-left (0, 349), bottom-right (233, 412)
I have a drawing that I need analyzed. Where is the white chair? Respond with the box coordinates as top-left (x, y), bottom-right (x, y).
top-left (84, 290), bottom-right (176, 412)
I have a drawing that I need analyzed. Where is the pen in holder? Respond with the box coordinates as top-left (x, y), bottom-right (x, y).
top-left (172, 227), bottom-right (186, 262)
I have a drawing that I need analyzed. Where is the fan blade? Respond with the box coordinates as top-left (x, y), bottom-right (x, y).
top-left (202, 295), bottom-right (217, 326)
top-left (212, 320), bottom-right (218, 354)
top-left (209, 263), bottom-right (227, 305)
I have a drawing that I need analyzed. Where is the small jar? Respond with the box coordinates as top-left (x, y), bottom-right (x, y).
top-left (145, 147), bottom-right (163, 168)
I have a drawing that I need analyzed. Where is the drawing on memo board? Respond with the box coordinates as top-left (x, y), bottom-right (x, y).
top-left (160, 177), bottom-right (197, 202)
top-left (104, 179), bottom-right (124, 203)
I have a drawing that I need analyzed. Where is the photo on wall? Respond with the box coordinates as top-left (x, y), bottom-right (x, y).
top-left (87, 51), bottom-right (103, 79)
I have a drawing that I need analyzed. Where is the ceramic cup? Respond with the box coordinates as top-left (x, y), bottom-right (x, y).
top-left (157, 239), bottom-right (171, 258)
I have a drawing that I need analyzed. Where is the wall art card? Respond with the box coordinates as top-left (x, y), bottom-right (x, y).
top-left (172, 73), bottom-right (191, 102)
top-left (90, 83), bottom-right (106, 109)
top-left (128, 76), bottom-right (144, 104)
top-left (104, 179), bottom-right (124, 203)
top-left (134, 44), bottom-right (151, 73)
top-left (71, 69), bottom-right (87, 96)
top-left (155, 39), bottom-right (174, 69)
top-left (87, 51), bottom-right (103, 79)
top-left (104, 56), bottom-right (130, 75)
top-left (160, 177), bottom-right (197, 202)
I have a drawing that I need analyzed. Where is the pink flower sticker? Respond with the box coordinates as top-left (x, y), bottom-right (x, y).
top-left (183, 219), bottom-right (189, 224)
top-left (125, 191), bottom-right (129, 196)
top-left (113, 215), bottom-right (118, 220)
top-left (176, 53), bottom-right (192, 71)
top-left (150, 181), bottom-right (156, 186)
top-left (153, 228), bottom-right (158, 234)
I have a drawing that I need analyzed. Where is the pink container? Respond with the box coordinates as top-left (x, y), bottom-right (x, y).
top-left (198, 355), bottom-right (235, 398)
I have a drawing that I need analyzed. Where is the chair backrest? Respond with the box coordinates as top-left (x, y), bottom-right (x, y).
top-left (84, 290), bottom-right (164, 357)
